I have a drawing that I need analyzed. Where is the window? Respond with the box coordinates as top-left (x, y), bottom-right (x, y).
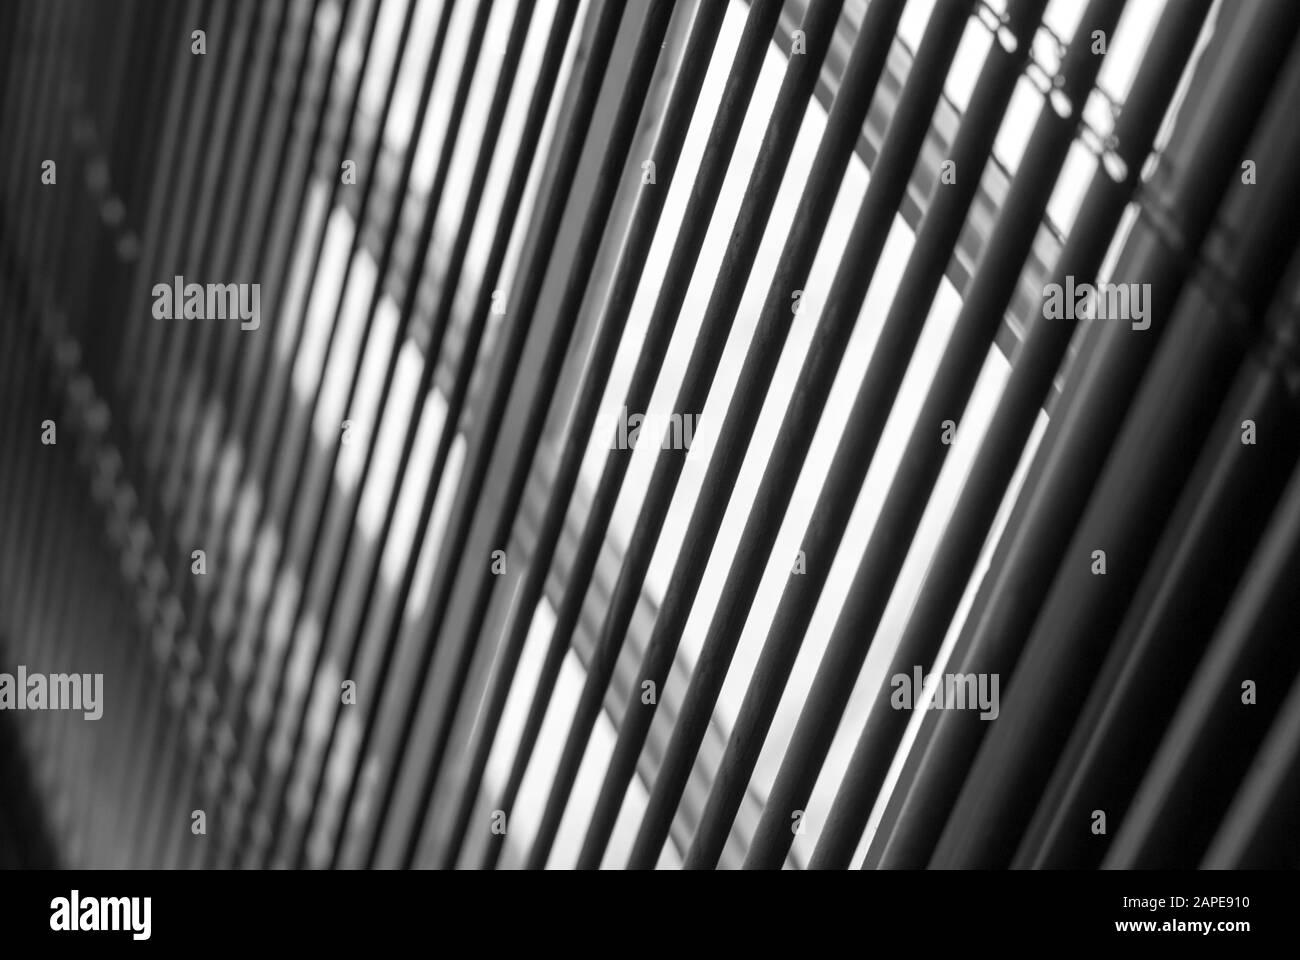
top-left (11, 0), bottom-right (1298, 877)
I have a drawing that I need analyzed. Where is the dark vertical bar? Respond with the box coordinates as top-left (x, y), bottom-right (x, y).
top-left (0, 0), bottom-right (62, 813)
top-left (615, 0), bottom-right (976, 871)
top-left (0, 0), bottom-right (21, 115)
top-left (44, 0), bottom-right (140, 859)
top-left (743, 0), bottom-right (1127, 871)
top-left (811, 0), bottom-right (1213, 869)
top-left (11, 0), bottom-right (93, 854)
top-left (7, 0), bottom-right (78, 779)
top-left (290, 0), bottom-right (542, 870)
top-left (375, 2), bottom-right (685, 869)
top-left (522, 0), bottom-right (861, 871)
top-left (0, 0), bottom-right (56, 589)
top-left (76, 0), bottom-right (149, 390)
top-left (1104, 364), bottom-right (1300, 866)
top-left (1203, 619), bottom-right (1300, 868)
top-left (191, 0), bottom-right (359, 870)
top-left (102, 0), bottom-right (188, 420)
top-left (148, 0), bottom-right (299, 872)
top-left (135, 0), bottom-right (278, 869)
top-left (476, 0), bottom-right (831, 875)
top-left (175, 0), bottom-right (329, 869)
top-left (220, 0), bottom-right (404, 870)
top-left (483, 0), bottom-right (848, 873)
top-left (684, 0), bottom-right (1046, 870)
top-left (114, 0), bottom-right (209, 417)
top-left (352, 0), bottom-right (634, 869)
top-left (156, 0), bottom-right (330, 868)
top-left (137, 0), bottom-right (258, 498)
top-left (404, 0), bottom-right (715, 870)
top-left (319, 0), bottom-right (581, 870)
top-left (108, 0), bottom-right (220, 857)
top-left (864, 0), bottom-right (1300, 870)
top-left (1017, 258), bottom-right (1300, 869)
top-left (268, 0), bottom-right (495, 869)
top-left (128, 0), bottom-right (233, 513)
top-left (238, 0), bottom-right (430, 867)
top-left (932, 34), bottom-right (1300, 867)
top-left (441, 0), bottom-right (788, 871)
top-left (156, 0), bottom-right (290, 560)
top-left (1015, 311), bottom-right (1300, 869)
top-left (121, 0), bottom-right (257, 862)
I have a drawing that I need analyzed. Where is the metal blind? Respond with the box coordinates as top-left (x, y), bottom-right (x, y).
top-left (2, 0), bottom-right (1299, 872)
